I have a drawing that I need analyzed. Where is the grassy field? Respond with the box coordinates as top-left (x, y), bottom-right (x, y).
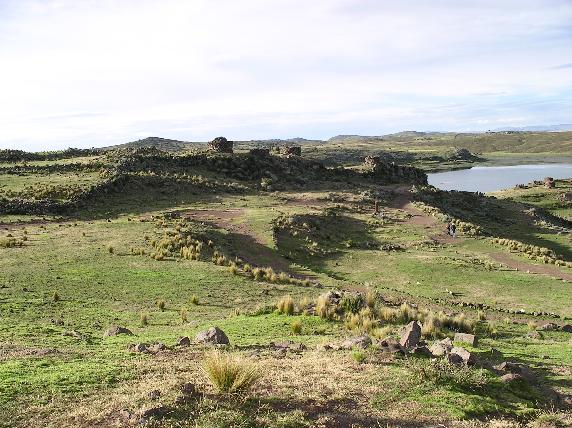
top-left (0, 147), bottom-right (571, 427)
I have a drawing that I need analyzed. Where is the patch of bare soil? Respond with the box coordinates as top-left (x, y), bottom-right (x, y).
top-left (489, 252), bottom-right (572, 282)
top-left (184, 209), bottom-right (310, 278)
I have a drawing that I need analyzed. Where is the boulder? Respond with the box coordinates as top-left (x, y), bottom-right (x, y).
top-left (148, 342), bottom-right (166, 353)
top-left (176, 336), bottom-right (191, 347)
top-left (399, 321), bottom-right (422, 350)
top-left (130, 343), bottom-right (149, 353)
top-left (429, 338), bottom-right (453, 356)
top-left (450, 347), bottom-right (476, 365)
top-left (500, 373), bottom-right (525, 383)
top-left (195, 326), bottom-right (229, 345)
top-left (340, 335), bottom-right (372, 350)
top-left (537, 322), bottom-right (559, 331)
top-left (410, 345), bottom-right (432, 357)
top-left (561, 324), bottom-right (572, 333)
top-left (526, 330), bottom-right (542, 339)
top-left (180, 382), bottom-right (200, 397)
top-left (377, 338), bottom-right (405, 355)
top-left (447, 353), bottom-right (464, 365)
top-left (454, 332), bottom-right (477, 346)
top-left (104, 326), bottom-right (133, 337)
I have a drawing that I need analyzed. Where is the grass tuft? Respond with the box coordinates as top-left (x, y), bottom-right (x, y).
top-left (203, 350), bottom-right (260, 394)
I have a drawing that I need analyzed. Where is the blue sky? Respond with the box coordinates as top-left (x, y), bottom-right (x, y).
top-left (0, 0), bottom-right (571, 150)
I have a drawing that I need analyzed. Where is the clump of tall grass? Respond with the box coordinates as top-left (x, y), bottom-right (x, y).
top-left (191, 295), bottom-right (200, 305)
top-left (140, 312), bottom-right (148, 326)
top-left (156, 299), bottom-right (166, 311)
top-left (316, 293), bottom-right (336, 320)
top-left (180, 308), bottom-right (189, 323)
top-left (52, 291), bottom-right (60, 302)
top-left (291, 319), bottom-right (302, 335)
top-left (276, 295), bottom-right (295, 315)
top-left (410, 357), bottom-right (488, 391)
top-left (203, 350), bottom-right (260, 394)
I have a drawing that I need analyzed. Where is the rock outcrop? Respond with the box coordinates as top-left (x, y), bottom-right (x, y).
top-left (363, 156), bottom-right (427, 185)
top-left (208, 137), bottom-right (234, 153)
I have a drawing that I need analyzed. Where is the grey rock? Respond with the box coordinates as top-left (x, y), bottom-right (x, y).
top-left (500, 373), bottom-right (524, 383)
top-left (561, 324), bottom-right (572, 333)
top-left (340, 335), bottom-right (372, 350)
top-left (149, 342), bottom-right (166, 353)
top-left (176, 336), bottom-right (191, 347)
top-left (377, 338), bottom-right (405, 355)
top-left (454, 332), bottom-right (477, 346)
top-left (399, 321), bottom-right (422, 350)
top-left (195, 326), bottom-right (229, 345)
top-left (450, 346), bottom-right (476, 365)
top-left (410, 345), bottom-right (432, 356)
top-left (104, 326), bottom-right (133, 337)
top-left (537, 322), bottom-right (559, 331)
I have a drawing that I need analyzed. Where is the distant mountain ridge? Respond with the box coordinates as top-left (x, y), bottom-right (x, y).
top-left (493, 124), bottom-right (572, 132)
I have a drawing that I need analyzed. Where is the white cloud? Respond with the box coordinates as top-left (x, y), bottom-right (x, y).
top-left (0, 0), bottom-right (571, 150)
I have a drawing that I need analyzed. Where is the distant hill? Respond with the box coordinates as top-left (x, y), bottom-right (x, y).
top-left (101, 137), bottom-right (203, 152)
top-left (493, 124), bottom-right (572, 132)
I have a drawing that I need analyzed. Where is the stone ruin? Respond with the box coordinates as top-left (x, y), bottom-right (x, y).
top-left (280, 146), bottom-right (302, 156)
top-left (363, 156), bottom-right (427, 185)
top-left (544, 177), bottom-right (555, 189)
top-left (208, 136), bottom-right (234, 153)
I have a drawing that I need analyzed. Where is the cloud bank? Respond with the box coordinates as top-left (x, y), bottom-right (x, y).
top-left (0, 0), bottom-right (571, 150)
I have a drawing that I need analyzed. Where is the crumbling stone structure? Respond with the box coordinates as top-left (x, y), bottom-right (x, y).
top-left (280, 146), bottom-right (302, 156)
top-left (208, 137), bottom-right (233, 153)
top-left (544, 177), bottom-right (555, 189)
top-left (363, 156), bottom-right (427, 185)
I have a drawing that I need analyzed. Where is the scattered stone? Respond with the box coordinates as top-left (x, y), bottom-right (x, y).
top-left (130, 343), bottom-right (149, 353)
top-left (377, 338), bottom-right (405, 355)
top-left (271, 341), bottom-right (306, 352)
top-left (450, 347), bottom-right (476, 365)
top-left (148, 342), bottom-right (167, 353)
top-left (537, 322), bottom-right (559, 331)
top-left (447, 353), bottom-right (464, 365)
top-left (316, 343), bottom-right (333, 351)
top-left (500, 373), bottom-right (524, 383)
top-left (561, 324), bottom-right (572, 333)
top-left (495, 361), bottom-right (535, 382)
top-left (340, 335), bottom-right (372, 350)
top-left (103, 326), bottom-right (133, 337)
top-left (527, 330), bottom-right (542, 339)
top-left (195, 326), bottom-right (229, 345)
top-left (176, 336), bottom-right (191, 347)
top-left (147, 390), bottom-right (161, 400)
top-left (51, 318), bottom-right (64, 326)
top-left (399, 321), bottom-right (422, 350)
top-left (410, 345), bottom-right (432, 357)
top-left (454, 332), bottom-right (477, 346)
top-left (429, 338), bottom-right (453, 357)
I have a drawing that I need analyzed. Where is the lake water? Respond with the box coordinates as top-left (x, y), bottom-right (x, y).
top-left (427, 163), bottom-right (572, 193)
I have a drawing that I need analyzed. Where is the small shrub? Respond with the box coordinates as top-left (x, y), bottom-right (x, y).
top-left (191, 294), bottom-right (200, 305)
top-left (276, 295), bottom-right (295, 315)
top-left (291, 319), bottom-right (302, 335)
top-left (140, 312), bottom-right (148, 326)
top-left (340, 293), bottom-right (364, 314)
top-left (371, 325), bottom-right (393, 339)
top-left (203, 350), bottom-right (260, 394)
top-left (52, 291), bottom-right (60, 302)
top-left (180, 308), bottom-right (189, 323)
top-left (107, 245), bottom-right (114, 254)
top-left (243, 264), bottom-right (252, 273)
top-left (228, 263), bottom-right (239, 275)
top-left (352, 350), bottom-right (366, 363)
top-left (527, 321), bottom-right (537, 331)
top-left (410, 358), bottom-right (488, 391)
top-left (157, 299), bottom-right (166, 311)
top-left (365, 288), bottom-right (378, 308)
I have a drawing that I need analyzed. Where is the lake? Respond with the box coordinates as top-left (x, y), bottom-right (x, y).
top-left (427, 163), bottom-right (572, 193)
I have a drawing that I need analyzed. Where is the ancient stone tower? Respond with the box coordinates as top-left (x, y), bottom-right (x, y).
top-left (208, 137), bottom-right (234, 153)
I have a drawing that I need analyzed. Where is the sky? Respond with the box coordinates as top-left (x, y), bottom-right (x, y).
top-left (0, 0), bottom-right (571, 151)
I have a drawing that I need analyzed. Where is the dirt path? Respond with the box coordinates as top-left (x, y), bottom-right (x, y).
top-left (489, 252), bottom-right (572, 281)
top-left (184, 209), bottom-right (312, 279)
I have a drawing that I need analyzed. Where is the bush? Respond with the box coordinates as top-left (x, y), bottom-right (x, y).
top-left (340, 293), bottom-right (364, 314)
top-left (409, 358), bottom-right (488, 391)
top-left (291, 319), bottom-right (302, 335)
top-left (52, 291), bottom-right (60, 302)
top-left (203, 350), bottom-right (260, 394)
top-left (276, 295), bottom-right (295, 315)
top-left (180, 308), bottom-right (188, 323)
top-left (191, 295), bottom-right (200, 305)
top-left (352, 350), bottom-right (366, 363)
top-left (140, 312), bottom-right (148, 326)
top-left (157, 299), bottom-right (166, 311)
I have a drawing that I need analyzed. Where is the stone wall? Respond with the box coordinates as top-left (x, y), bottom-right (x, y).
top-left (363, 156), bottom-right (427, 185)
